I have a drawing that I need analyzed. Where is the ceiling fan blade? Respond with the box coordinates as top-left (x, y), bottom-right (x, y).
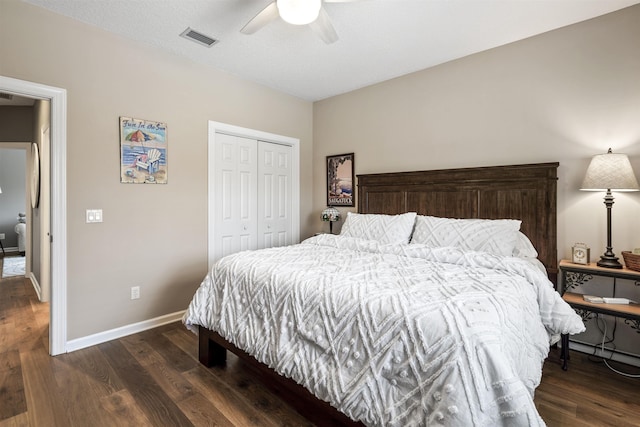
top-left (309, 7), bottom-right (338, 44)
top-left (240, 1), bottom-right (279, 35)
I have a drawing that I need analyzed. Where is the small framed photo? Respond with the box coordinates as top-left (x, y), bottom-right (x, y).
top-left (326, 153), bottom-right (354, 207)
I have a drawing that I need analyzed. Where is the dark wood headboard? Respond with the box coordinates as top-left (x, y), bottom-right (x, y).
top-left (357, 162), bottom-right (559, 282)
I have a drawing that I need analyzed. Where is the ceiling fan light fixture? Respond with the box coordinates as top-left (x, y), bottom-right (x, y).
top-left (277, 0), bottom-right (321, 25)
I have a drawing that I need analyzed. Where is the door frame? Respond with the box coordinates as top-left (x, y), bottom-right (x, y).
top-left (208, 121), bottom-right (300, 269)
top-left (0, 76), bottom-right (68, 356)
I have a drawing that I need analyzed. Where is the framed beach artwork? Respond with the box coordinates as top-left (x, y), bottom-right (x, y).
top-left (326, 153), bottom-right (354, 207)
top-left (120, 117), bottom-right (167, 184)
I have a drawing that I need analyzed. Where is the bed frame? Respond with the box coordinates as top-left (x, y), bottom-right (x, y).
top-left (198, 162), bottom-right (559, 427)
top-left (357, 162), bottom-right (559, 282)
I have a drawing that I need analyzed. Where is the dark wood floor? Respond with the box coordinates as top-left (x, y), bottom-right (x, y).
top-left (1, 256), bottom-right (639, 426)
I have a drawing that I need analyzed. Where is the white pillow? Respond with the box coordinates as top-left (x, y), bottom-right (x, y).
top-left (512, 231), bottom-right (538, 258)
top-left (410, 215), bottom-right (521, 257)
top-left (340, 212), bottom-right (417, 244)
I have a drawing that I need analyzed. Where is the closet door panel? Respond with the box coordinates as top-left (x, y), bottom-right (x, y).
top-left (258, 142), bottom-right (291, 249)
top-left (213, 133), bottom-right (257, 260)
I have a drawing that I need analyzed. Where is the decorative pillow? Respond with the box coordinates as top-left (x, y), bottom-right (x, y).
top-left (340, 212), bottom-right (417, 244)
top-left (410, 215), bottom-right (521, 257)
top-left (512, 231), bottom-right (539, 258)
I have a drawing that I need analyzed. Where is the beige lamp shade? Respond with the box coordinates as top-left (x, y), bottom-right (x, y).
top-left (581, 149), bottom-right (639, 192)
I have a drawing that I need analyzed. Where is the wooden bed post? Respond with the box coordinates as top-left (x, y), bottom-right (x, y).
top-left (196, 327), bottom-right (362, 426)
top-left (198, 325), bottom-right (227, 367)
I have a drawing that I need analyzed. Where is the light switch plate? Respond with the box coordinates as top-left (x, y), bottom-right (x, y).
top-left (86, 209), bottom-right (103, 223)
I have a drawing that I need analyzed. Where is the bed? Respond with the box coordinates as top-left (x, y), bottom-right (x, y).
top-left (183, 162), bottom-right (585, 427)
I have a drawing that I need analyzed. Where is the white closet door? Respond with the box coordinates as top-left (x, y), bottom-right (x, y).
top-left (257, 141), bottom-right (292, 249)
top-left (213, 133), bottom-right (257, 261)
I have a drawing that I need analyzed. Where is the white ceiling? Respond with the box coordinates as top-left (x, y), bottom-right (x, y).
top-left (18, 0), bottom-right (640, 101)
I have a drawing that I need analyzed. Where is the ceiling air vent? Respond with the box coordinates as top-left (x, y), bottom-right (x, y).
top-left (180, 27), bottom-right (219, 48)
top-left (0, 93), bottom-right (14, 101)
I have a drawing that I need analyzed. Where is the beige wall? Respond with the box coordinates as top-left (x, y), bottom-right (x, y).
top-left (314, 5), bottom-right (640, 356)
top-left (0, 147), bottom-right (27, 248)
top-left (2, 0), bottom-right (639, 354)
top-left (0, 0), bottom-right (314, 339)
top-left (31, 99), bottom-right (51, 299)
top-left (314, 5), bottom-right (640, 254)
top-left (0, 106), bottom-right (33, 142)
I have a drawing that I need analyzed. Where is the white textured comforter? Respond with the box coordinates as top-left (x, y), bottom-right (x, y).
top-left (183, 234), bottom-right (585, 427)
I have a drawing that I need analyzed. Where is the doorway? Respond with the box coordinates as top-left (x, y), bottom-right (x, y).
top-left (0, 143), bottom-right (30, 273)
top-left (0, 76), bottom-right (68, 356)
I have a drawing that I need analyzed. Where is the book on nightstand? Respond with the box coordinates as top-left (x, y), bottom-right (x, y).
top-left (582, 295), bottom-right (638, 304)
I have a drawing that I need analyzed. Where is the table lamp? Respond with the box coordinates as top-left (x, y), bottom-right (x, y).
top-left (581, 148), bottom-right (639, 268)
top-left (321, 207), bottom-right (341, 234)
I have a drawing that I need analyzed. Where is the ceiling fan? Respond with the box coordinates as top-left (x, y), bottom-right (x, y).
top-left (241, 0), bottom-right (358, 44)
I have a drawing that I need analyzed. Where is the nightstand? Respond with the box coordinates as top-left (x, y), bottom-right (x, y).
top-left (558, 260), bottom-right (640, 370)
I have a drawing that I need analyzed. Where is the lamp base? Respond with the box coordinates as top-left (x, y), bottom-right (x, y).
top-left (597, 255), bottom-right (623, 269)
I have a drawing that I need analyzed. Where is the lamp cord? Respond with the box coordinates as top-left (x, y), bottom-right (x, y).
top-left (590, 314), bottom-right (640, 378)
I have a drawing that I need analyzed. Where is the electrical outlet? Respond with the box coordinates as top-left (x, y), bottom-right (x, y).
top-left (0, 233), bottom-right (5, 240)
top-left (131, 286), bottom-right (140, 300)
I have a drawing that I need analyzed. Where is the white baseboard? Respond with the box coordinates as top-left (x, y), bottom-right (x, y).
top-left (66, 310), bottom-right (186, 353)
top-left (29, 272), bottom-right (41, 300)
top-left (568, 340), bottom-right (640, 368)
